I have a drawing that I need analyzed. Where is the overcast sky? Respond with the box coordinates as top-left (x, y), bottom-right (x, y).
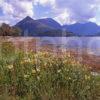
top-left (0, 0), bottom-right (100, 25)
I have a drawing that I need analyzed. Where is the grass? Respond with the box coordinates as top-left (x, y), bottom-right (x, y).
top-left (0, 41), bottom-right (99, 100)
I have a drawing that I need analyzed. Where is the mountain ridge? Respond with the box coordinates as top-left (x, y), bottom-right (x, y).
top-left (63, 22), bottom-right (100, 36)
top-left (15, 16), bottom-right (100, 36)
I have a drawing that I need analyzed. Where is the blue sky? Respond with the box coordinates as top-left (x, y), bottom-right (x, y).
top-left (0, 0), bottom-right (100, 25)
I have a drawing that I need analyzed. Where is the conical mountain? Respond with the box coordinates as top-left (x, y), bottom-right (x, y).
top-left (15, 16), bottom-right (63, 36)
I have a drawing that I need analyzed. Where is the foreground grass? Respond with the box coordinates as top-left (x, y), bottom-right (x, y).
top-left (0, 41), bottom-right (100, 100)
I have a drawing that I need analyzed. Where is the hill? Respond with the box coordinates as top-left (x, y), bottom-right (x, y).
top-left (63, 22), bottom-right (100, 36)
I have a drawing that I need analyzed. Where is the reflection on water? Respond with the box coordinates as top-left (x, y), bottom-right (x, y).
top-left (39, 37), bottom-right (100, 56)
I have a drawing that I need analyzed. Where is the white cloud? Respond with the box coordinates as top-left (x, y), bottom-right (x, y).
top-left (2, 2), bottom-right (14, 15)
top-left (0, 20), bottom-right (10, 25)
top-left (34, 0), bottom-right (56, 7)
top-left (53, 0), bottom-right (100, 24)
top-left (0, 16), bottom-right (10, 25)
top-left (54, 9), bottom-right (73, 25)
top-left (0, 0), bottom-right (3, 7)
top-left (0, 15), bottom-right (13, 25)
top-left (89, 8), bottom-right (100, 25)
top-left (9, 0), bottom-right (34, 18)
top-left (0, 0), bottom-right (34, 25)
top-left (33, 0), bottom-right (100, 24)
top-left (0, 0), bottom-right (100, 25)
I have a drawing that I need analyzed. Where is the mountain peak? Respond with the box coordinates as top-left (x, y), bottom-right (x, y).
top-left (23, 16), bottom-right (34, 21)
top-left (15, 16), bottom-right (34, 26)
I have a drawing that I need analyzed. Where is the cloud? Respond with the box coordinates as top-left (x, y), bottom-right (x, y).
top-left (7, 0), bottom-right (34, 18)
top-left (34, 0), bottom-right (56, 7)
top-left (54, 9), bottom-right (71, 25)
top-left (53, 0), bottom-right (100, 24)
top-left (0, 20), bottom-right (10, 25)
top-left (0, 0), bottom-right (4, 7)
top-left (0, 0), bottom-right (100, 25)
top-left (0, 16), bottom-right (11, 26)
top-left (0, 0), bottom-right (34, 25)
top-left (33, 0), bottom-right (100, 25)
top-left (2, 2), bottom-right (14, 15)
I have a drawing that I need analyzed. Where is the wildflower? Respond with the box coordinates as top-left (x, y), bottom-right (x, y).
top-left (66, 69), bottom-right (69, 72)
top-left (24, 74), bottom-right (30, 78)
top-left (44, 62), bottom-right (47, 66)
top-left (57, 69), bottom-right (61, 73)
top-left (32, 69), bottom-right (36, 74)
top-left (20, 61), bottom-right (24, 64)
top-left (91, 72), bottom-right (99, 76)
top-left (85, 75), bottom-right (91, 80)
top-left (24, 58), bottom-right (32, 63)
top-left (37, 76), bottom-right (40, 80)
top-left (37, 68), bottom-right (40, 72)
top-left (7, 64), bottom-right (13, 70)
top-left (21, 58), bottom-right (33, 64)
top-left (68, 77), bottom-right (71, 80)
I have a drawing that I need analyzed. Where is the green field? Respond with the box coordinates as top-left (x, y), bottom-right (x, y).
top-left (0, 41), bottom-right (100, 100)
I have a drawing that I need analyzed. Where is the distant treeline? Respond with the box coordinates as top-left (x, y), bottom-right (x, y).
top-left (0, 23), bottom-right (21, 36)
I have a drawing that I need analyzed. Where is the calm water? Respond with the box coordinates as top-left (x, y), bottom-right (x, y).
top-left (38, 37), bottom-right (100, 56)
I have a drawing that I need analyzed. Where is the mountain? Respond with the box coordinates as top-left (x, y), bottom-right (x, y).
top-left (15, 16), bottom-right (66, 36)
top-left (15, 16), bottom-right (54, 36)
top-left (37, 18), bottom-right (61, 29)
top-left (63, 22), bottom-right (100, 36)
top-left (15, 16), bottom-right (100, 36)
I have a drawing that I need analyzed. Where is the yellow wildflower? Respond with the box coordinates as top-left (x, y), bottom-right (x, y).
top-left (7, 64), bottom-right (13, 70)
top-left (37, 68), bottom-right (40, 72)
top-left (57, 69), bottom-right (61, 73)
top-left (44, 62), bottom-right (47, 66)
top-left (85, 75), bottom-right (91, 80)
top-left (20, 61), bottom-right (24, 64)
top-left (24, 74), bottom-right (29, 78)
top-left (68, 77), bottom-right (71, 80)
top-left (37, 76), bottom-right (40, 80)
top-left (32, 69), bottom-right (36, 74)
top-left (21, 58), bottom-right (33, 64)
top-left (24, 58), bottom-right (31, 63)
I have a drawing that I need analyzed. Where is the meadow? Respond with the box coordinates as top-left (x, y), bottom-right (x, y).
top-left (0, 40), bottom-right (100, 100)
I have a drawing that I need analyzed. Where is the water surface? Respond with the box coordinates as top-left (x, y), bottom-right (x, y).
top-left (38, 37), bottom-right (100, 56)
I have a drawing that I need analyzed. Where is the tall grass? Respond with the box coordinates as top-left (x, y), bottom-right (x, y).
top-left (0, 41), bottom-right (99, 100)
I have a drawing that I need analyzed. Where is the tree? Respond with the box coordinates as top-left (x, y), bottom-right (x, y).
top-left (0, 23), bottom-right (11, 36)
top-left (11, 26), bottom-right (21, 36)
top-left (0, 23), bottom-right (21, 36)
